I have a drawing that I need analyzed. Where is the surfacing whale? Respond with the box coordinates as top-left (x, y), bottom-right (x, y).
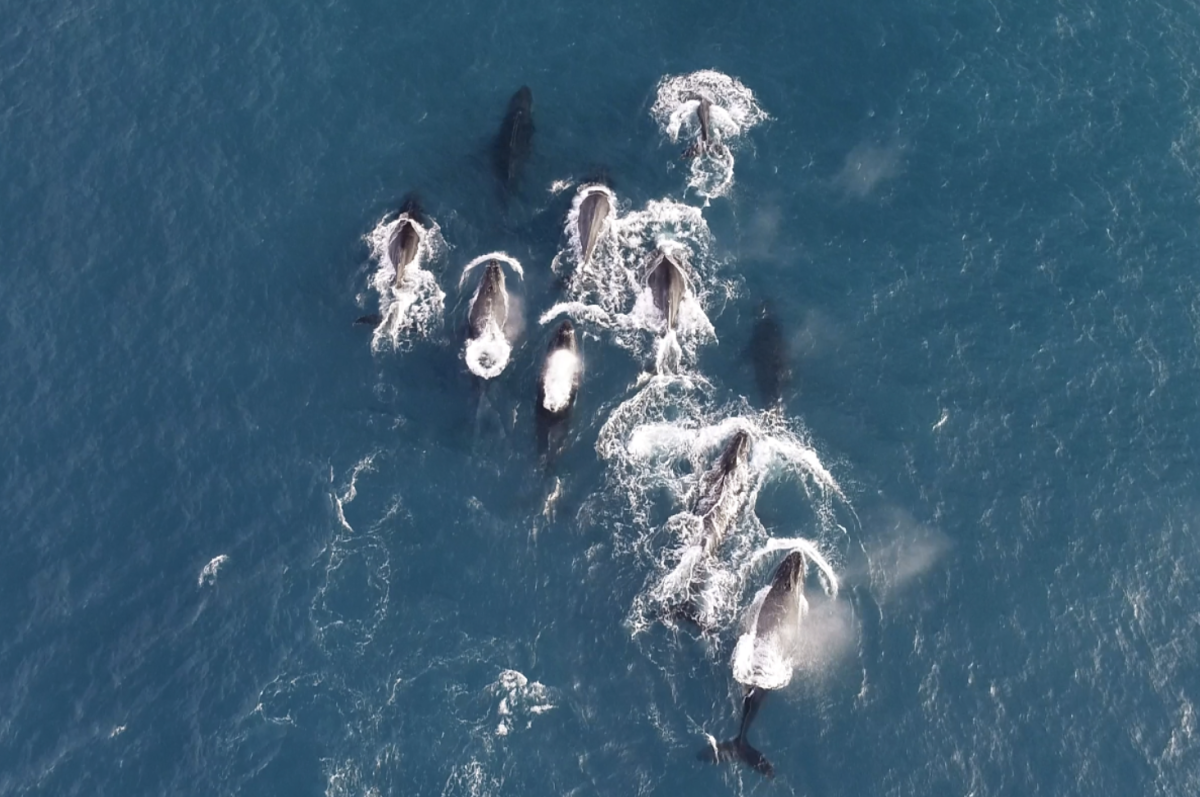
top-left (469, 260), bottom-right (508, 338)
top-left (536, 320), bottom-right (582, 460)
top-left (576, 186), bottom-right (612, 265)
top-left (645, 248), bottom-right (689, 331)
top-left (699, 550), bottom-right (809, 779)
top-left (387, 197), bottom-right (425, 288)
top-left (692, 429), bottom-right (752, 555)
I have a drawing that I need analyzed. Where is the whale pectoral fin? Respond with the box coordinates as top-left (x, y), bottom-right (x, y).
top-left (354, 314), bottom-right (382, 326)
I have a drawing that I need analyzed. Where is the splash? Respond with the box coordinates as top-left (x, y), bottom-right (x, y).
top-left (364, 214), bottom-right (448, 353)
top-left (730, 539), bottom-right (841, 690)
top-left (544, 199), bottom-right (727, 371)
top-left (489, 670), bottom-right (557, 737)
top-left (465, 320), bottom-right (512, 379)
top-left (198, 554), bottom-right (229, 586)
top-left (540, 348), bottom-right (579, 413)
top-left (650, 70), bottom-right (770, 198)
top-left (606, 406), bottom-right (852, 636)
top-left (460, 253), bottom-right (524, 379)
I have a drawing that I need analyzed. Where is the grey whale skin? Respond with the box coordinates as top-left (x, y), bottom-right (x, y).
top-left (692, 429), bottom-right (752, 555)
top-left (577, 187), bottom-right (611, 265)
top-left (669, 429), bottom-right (753, 630)
top-left (386, 197), bottom-right (424, 288)
top-left (535, 321), bottom-right (581, 460)
top-left (353, 196), bottom-right (425, 327)
top-left (699, 550), bottom-right (809, 779)
top-left (468, 260), bottom-right (508, 339)
top-left (645, 248), bottom-right (688, 331)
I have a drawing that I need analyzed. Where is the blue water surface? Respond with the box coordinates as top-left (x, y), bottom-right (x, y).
top-left (3, 0), bottom-right (1199, 795)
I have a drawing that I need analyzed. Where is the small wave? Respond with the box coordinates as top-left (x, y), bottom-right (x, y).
top-left (458, 251), bottom-right (524, 290)
top-left (198, 554), bottom-right (229, 586)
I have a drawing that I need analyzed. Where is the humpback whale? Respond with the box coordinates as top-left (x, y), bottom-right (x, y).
top-left (576, 186), bottom-right (612, 265)
top-left (669, 429), bottom-right (753, 629)
top-left (692, 429), bottom-right (753, 555)
top-left (645, 248), bottom-right (689, 331)
top-left (387, 198), bottom-right (425, 288)
top-left (748, 302), bottom-right (790, 408)
top-left (536, 321), bottom-right (582, 460)
top-left (683, 95), bottom-right (727, 159)
top-left (699, 550), bottom-right (809, 779)
top-left (469, 260), bottom-right (508, 339)
top-left (494, 86), bottom-right (534, 192)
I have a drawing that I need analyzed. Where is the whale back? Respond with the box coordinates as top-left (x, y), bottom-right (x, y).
top-left (647, 250), bottom-right (687, 330)
top-left (469, 261), bottom-right (507, 338)
top-left (754, 552), bottom-right (806, 638)
top-left (388, 219), bottom-right (422, 287)
top-left (697, 96), bottom-right (713, 143)
top-left (693, 429), bottom-right (751, 517)
top-left (578, 190), bottom-right (611, 264)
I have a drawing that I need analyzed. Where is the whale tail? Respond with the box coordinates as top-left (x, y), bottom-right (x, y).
top-left (698, 737), bottom-right (774, 779)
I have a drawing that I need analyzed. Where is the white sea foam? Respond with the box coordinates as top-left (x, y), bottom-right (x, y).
top-left (363, 213), bottom-right (448, 352)
top-left (198, 554), bottom-right (229, 586)
top-left (541, 349), bottom-right (579, 412)
top-left (604, 404), bottom-right (853, 635)
top-left (650, 70), bottom-right (769, 198)
top-left (465, 320), bottom-right (512, 379)
top-left (489, 669), bottom-right (556, 737)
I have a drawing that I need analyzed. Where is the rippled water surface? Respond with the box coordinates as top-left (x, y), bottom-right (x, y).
top-left (3, 0), bottom-right (1200, 794)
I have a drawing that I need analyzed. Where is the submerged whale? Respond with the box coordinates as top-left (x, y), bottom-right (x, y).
top-left (700, 550), bottom-right (810, 779)
top-left (536, 321), bottom-right (582, 460)
top-left (494, 86), bottom-right (534, 192)
top-left (645, 248), bottom-right (689, 331)
top-left (576, 186), bottom-right (612, 265)
top-left (748, 302), bottom-right (790, 408)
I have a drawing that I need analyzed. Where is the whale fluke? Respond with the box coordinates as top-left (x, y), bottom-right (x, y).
top-left (698, 687), bottom-right (774, 779)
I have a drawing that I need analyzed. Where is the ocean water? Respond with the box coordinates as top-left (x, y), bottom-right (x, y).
top-left (3, 0), bottom-right (1200, 794)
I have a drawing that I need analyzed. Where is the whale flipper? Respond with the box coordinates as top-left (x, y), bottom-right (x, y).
top-left (354, 314), bottom-right (382, 326)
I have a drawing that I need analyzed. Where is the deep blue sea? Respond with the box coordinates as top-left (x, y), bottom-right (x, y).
top-left (4, 0), bottom-right (1200, 794)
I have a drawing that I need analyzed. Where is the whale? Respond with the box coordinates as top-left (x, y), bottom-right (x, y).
top-left (494, 86), bottom-right (534, 192)
top-left (576, 186), bottom-right (612, 265)
top-left (537, 321), bottom-right (581, 417)
top-left (387, 198), bottom-right (425, 288)
top-left (536, 321), bottom-right (582, 460)
top-left (468, 260), bottom-right (508, 339)
top-left (748, 302), bottom-right (790, 408)
top-left (699, 550), bottom-right (809, 779)
top-left (645, 248), bottom-right (689, 331)
top-left (692, 429), bottom-right (753, 555)
top-left (669, 430), bottom-right (753, 629)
